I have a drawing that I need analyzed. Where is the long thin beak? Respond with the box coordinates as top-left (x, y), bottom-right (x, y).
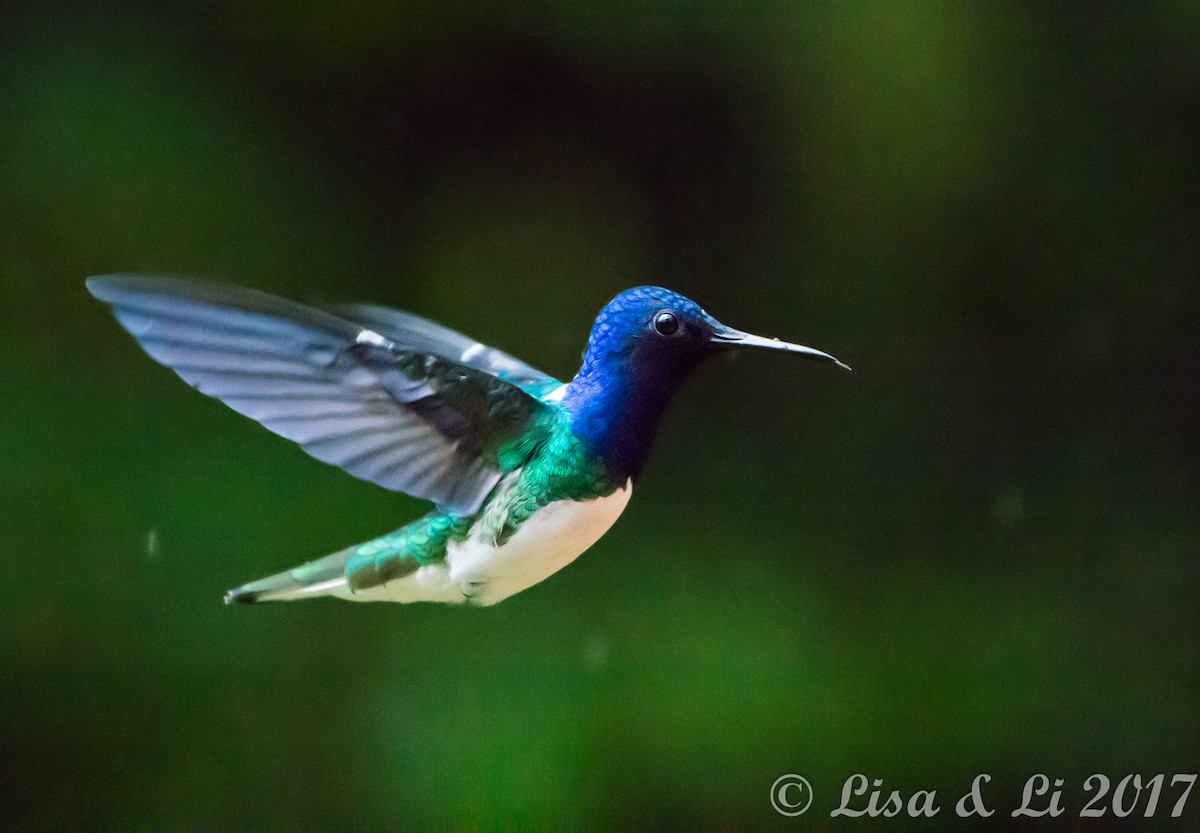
top-left (709, 326), bottom-right (852, 371)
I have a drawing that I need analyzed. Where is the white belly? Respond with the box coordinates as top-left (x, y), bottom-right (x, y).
top-left (343, 479), bottom-right (632, 605)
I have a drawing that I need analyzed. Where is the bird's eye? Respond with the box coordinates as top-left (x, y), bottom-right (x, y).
top-left (653, 310), bottom-right (681, 337)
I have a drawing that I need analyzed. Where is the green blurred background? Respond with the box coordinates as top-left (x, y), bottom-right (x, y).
top-left (2, 1), bottom-right (1198, 828)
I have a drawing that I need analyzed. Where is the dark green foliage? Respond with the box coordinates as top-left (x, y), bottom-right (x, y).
top-left (1, 2), bottom-right (1198, 828)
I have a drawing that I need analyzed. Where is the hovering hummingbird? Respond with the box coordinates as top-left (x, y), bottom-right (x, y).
top-left (88, 277), bottom-right (848, 606)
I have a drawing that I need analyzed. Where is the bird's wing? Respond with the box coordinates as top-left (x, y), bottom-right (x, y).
top-left (87, 276), bottom-right (556, 515)
top-left (328, 302), bottom-right (563, 398)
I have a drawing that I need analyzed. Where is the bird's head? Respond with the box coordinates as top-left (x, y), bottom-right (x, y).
top-left (563, 286), bottom-right (848, 478)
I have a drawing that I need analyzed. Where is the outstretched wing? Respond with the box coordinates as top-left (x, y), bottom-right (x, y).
top-left (87, 276), bottom-right (555, 515)
top-left (329, 302), bottom-right (563, 398)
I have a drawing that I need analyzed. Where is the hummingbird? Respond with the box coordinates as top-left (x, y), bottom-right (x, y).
top-left (87, 276), bottom-right (848, 607)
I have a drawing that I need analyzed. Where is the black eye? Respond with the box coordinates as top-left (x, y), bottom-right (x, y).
top-left (653, 310), bottom-right (681, 337)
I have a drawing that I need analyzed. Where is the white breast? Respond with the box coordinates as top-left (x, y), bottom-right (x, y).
top-left (445, 479), bottom-right (633, 605)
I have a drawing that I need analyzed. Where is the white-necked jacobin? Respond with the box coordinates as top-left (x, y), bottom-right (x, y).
top-left (88, 277), bottom-right (849, 606)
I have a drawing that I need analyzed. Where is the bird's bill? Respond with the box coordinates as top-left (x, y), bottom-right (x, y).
top-left (708, 325), bottom-right (851, 370)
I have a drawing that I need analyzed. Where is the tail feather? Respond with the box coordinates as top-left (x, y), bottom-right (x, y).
top-left (224, 545), bottom-right (356, 604)
top-left (224, 512), bottom-right (460, 605)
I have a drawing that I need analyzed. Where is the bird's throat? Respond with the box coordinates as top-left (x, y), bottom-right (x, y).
top-left (561, 365), bottom-right (676, 481)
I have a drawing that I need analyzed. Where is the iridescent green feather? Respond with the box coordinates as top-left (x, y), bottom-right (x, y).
top-left (344, 512), bottom-right (472, 592)
top-left (477, 412), bottom-right (620, 546)
top-left (343, 410), bottom-right (622, 592)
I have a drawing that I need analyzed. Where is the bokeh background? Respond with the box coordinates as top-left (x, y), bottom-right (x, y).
top-left (2, 1), bottom-right (1198, 828)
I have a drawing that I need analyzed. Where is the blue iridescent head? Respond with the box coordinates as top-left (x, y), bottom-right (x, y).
top-left (563, 286), bottom-right (848, 479)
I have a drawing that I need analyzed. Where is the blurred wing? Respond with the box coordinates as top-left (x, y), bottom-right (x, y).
top-left (87, 276), bottom-right (554, 515)
top-left (329, 302), bottom-right (563, 398)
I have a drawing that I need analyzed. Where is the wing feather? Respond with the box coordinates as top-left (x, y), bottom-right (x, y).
top-left (330, 302), bottom-right (563, 397)
top-left (88, 276), bottom-right (554, 515)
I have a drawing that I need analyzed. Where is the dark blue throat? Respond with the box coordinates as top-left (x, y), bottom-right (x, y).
top-left (562, 346), bottom-right (699, 481)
